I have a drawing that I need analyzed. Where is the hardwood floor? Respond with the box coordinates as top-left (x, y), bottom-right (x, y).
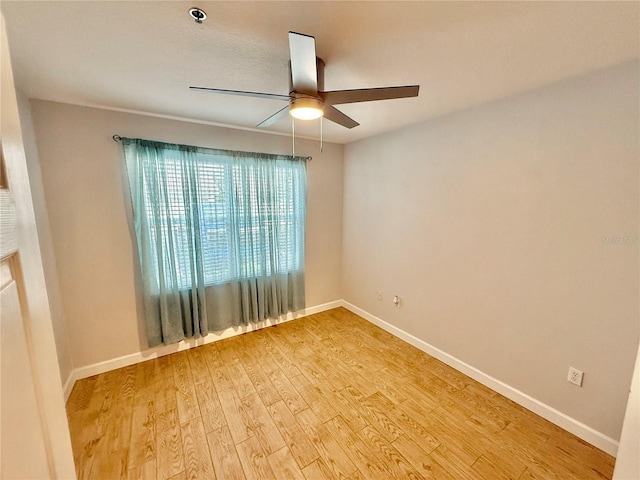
top-left (66, 307), bottom-right (615, 479)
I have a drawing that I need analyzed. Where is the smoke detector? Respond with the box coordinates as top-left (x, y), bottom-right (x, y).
top-left (189, 8), bottom-right (207, 24)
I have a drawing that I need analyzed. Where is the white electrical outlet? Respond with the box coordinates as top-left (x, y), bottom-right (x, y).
top-left (393, 295), bottom-right (400, 307)
top-left (567, 367), bottom-right (583, 387)
top-left (377, 290), bottom-right (383, 301)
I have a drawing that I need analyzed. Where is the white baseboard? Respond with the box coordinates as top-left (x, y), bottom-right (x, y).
top-left (62, 369), bottom-right (76, 402)
top-left (341, 301), bottom-right (619, 457)
top-left (63, 300), bottom-right (341, 401)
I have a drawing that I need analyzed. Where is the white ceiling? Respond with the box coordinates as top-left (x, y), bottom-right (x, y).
top-left (2, 1), bottom-right (638, 144)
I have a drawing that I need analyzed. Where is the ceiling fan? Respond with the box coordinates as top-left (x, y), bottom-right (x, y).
top-left (190, 31), bottom-right (420, 129)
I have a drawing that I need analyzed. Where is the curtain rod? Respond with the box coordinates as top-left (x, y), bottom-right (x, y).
top-left (112, 135), bottom-right (312, 161)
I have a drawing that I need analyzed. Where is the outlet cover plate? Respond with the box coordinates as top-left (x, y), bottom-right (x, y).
top-left (568, 367), bottom-right (583, 387)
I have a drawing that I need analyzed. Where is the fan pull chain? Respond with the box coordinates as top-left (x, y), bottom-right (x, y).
top-left (291, 117), bottom-right (296, 156)
top-left (320, 116), bottom-right (323, 153)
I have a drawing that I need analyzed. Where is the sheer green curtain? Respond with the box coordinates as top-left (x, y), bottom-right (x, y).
top-left (122, 138), bottom-right (306, 347)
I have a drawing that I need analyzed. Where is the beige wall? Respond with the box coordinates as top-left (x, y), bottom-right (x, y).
top-left (342, 61), bottom-right (639, 440)
top-left (15, 92), bottom-right (74, 385)
top-left (30, 101), bottom-right (343, 370)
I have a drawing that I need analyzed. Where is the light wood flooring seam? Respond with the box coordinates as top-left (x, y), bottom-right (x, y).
top-left (66, 307), bottom-right (615, 480)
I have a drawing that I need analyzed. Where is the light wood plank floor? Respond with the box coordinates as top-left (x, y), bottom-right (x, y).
top-left (66, 307), bottom-right (615, 479)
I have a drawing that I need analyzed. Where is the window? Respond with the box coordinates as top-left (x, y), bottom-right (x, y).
top-left (122, 138), bottom-right (306, 346)
top-left (141, 156), bottom-right (304, 289)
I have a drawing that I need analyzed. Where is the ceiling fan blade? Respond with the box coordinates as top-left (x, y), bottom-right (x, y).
top-left (190, 86), bottom-right (291, 101)
top-left (321, 85), bottom-right (419, 105)
top-left (257, 105), bottom-right (290, 128)
top-left (289, 32), bottom-right (318, 96)
top-left (323, 106), bottom-right (360, 129)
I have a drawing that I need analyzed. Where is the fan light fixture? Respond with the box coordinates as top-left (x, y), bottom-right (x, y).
top-left (289, 97), bottom-right (324, 120)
